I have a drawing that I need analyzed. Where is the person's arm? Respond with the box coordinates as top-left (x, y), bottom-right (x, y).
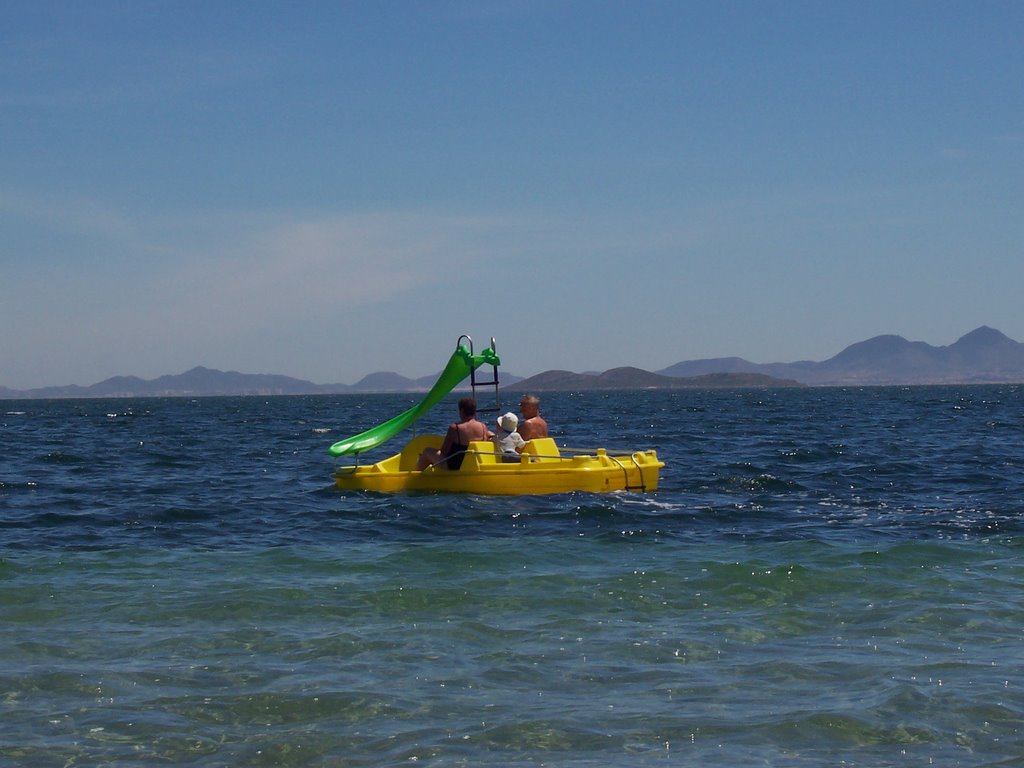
top-left (438, 424), bottom-right (457, 456)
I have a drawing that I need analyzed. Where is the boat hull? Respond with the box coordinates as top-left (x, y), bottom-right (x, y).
top-left (333, 436), bottom-right (664, 495)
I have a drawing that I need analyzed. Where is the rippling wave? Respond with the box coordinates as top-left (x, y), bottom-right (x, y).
top-left (2, 387), bottom-right (1023, 765)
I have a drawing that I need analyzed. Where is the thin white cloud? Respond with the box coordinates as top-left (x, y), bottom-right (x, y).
top-left (161, 210), bottom-right (508, 324)
top-left (0, 188), bottom-right (142, 245)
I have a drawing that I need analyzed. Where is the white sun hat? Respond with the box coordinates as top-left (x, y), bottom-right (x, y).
top-left (497, 412), bottom-right (519, 432)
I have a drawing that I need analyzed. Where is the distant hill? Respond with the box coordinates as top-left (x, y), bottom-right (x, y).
top-left (514, 367), bottom-right (802, 391)
top-left (0, 366), bottom-right (522, 399)
top-left (350, 371), bottom-right (418, 391)
top-left (351, 370), bottom-right (523, 392)
top-left (5, 367), bottom-right (353, 399)
top-left (658, 326), bottom-right (1024, 386)
top-left (3, 326), bottom-right (1022, 399)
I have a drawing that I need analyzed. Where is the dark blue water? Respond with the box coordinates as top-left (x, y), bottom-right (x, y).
top-left (2, 387), bottom-right (1023, 766)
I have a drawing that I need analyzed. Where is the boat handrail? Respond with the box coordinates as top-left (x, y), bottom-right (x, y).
top-left (420, 445), bottom-right (516, 471)
top-left (420, 448), bottom-right (474, 472)
top-left (463, 445), bottom-right (654, 463)
top-left (604, 451), bottom-right (650, 493)
top-left (421, 446), bottom-right (550, 469)
top-left (557, 445), bottom-right (653, 458)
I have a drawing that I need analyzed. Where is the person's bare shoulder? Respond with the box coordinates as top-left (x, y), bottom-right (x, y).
top-left (520, 419), bottom-right (546, 440)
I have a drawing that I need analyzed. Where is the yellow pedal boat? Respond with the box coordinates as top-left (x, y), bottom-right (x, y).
top-left (329, 334), bottom-right (665, 495)
top-left (334, 436), bottom-right (664, 495)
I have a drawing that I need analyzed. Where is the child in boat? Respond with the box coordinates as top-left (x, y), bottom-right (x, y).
top-left (494, 412), bottom-right (526, 462)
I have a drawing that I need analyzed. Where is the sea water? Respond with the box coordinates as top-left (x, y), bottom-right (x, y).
top-left (2, 387), bottom-right (1023, 766)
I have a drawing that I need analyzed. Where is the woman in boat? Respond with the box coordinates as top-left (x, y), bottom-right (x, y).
top-left (416, 397), bottom-right (491, 470)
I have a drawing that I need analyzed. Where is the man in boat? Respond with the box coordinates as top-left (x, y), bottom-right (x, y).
top-left (416, 397), bottom-right (491, 471)
top-left (517, 394), bottom-right (548, 441)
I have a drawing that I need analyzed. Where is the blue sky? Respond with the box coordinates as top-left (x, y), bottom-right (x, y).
top-left (2, 1), bottom-right (1022, 389)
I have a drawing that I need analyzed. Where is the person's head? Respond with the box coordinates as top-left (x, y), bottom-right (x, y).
top-left (519, 394), bottom-right (540, 417)
top-left (457, 397), bottom-right (477, 419)
top-left (497, 412), bottom-right (519, 433)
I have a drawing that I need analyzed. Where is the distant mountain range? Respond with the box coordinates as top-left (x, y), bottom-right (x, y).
top-left (2, 326), bottom-right (1022, 399)
top-left (0, 368), bottom-right (516, 399)
top-left (512, 367), bottom-right (802, 391)
top-left (654, 326), bottom-right (1024, 386)
top-left (0, 367), bottom-right (337, 399)
top-left (0, 366), bottom-right (522, 399)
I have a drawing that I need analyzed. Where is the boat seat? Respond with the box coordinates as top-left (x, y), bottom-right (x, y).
top-left (468, 440), bottom-right (498, 465)
top-left (399, 434), bottom-right (443, 471)
top-left (521, 438), bottom-right (560, 461)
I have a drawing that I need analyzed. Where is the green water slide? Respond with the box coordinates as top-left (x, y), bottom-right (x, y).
top-left (328, 342), bottom-right (500, 457)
